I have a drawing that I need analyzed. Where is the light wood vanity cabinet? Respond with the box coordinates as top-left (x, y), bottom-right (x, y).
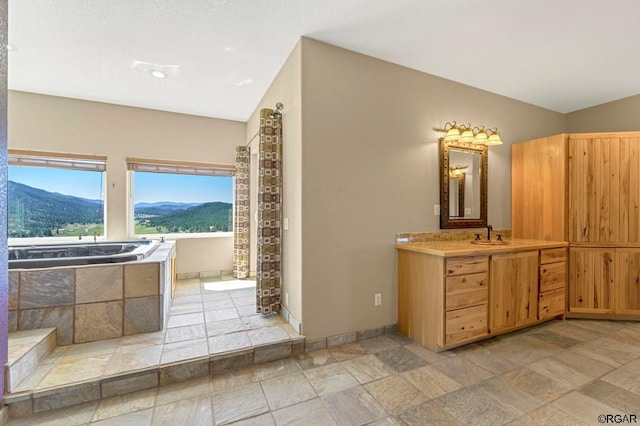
top-left (397, 241), bottom-right (567, 351)
top-left (513, 131), bottom-right (640, 321)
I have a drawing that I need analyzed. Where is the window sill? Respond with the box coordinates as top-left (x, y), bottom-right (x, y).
top-left (9, 236), bottom-right (108, 246)
top-left (133, 232), bottom-right (233, 241)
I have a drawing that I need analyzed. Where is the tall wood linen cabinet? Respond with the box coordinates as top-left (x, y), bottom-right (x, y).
top-left (512, 131), bottom-right (640, 319)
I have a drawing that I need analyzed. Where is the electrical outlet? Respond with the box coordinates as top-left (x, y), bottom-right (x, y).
top-left (283, 218), bottom-right (289, 230)
top-left (434, 204), bottom-right (440, 215)
top-left (374, 293), bottom-right (382, 306)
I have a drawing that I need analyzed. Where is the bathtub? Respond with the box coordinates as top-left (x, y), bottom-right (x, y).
top-left (8, 240), bottom-right (176, 345)
top-left (8, 239), bottom-right (159, 269)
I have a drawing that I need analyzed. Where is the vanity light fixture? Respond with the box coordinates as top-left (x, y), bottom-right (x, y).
top-left (458, 124), bottom-right (475, 143)
top-left (438, 122), bottom-right (503, 146)
top-left (485, 128), bottom-right (503, 145)
top-left (443, 121), bottom-right (461, 141)
top-left (473, 126), bottom-right (489, 144)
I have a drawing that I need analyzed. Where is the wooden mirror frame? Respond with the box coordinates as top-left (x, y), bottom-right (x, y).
top-left (439, 139), bottom-right (488, 229)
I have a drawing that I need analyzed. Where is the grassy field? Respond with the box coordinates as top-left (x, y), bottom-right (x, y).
top-left (53, 223), bottom-right (105, 237)
top-left (134, 222), bottom-right (169, 235)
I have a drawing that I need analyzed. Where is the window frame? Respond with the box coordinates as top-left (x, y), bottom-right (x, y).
top-left (8, 149), bottom-right (107, 244)
top-left (126, 157), bottom-right (236, 240)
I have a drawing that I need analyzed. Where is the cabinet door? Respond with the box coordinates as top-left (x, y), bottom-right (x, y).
top-left (489, 254), bottom-right (516, 333)
top-left (514, 251), bottom-right (539, 326)
top-left (615, 249), bottom-right (640, 315)
top-left (489, 251), bottom-right (539, 333)
top-left (569, 248), bottom-right (614, 313)
top-left (569, 137), bottom-right (621, 243)
top-left (618, 137), bottom-right (640, 243)
top-left (512, 134), bottom-right (567, 241)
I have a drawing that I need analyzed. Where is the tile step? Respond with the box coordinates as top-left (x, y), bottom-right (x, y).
top-left (5, 336), bottom-right (305, 418)
top-left (6, 328), bottom-right (57, 393)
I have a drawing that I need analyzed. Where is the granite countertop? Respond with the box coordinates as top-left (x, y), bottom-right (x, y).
top-left (395, 238), bottom-right (568, 257)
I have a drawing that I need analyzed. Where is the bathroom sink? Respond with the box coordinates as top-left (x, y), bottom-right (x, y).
top-left (470, 240), bottom-right (509, 246)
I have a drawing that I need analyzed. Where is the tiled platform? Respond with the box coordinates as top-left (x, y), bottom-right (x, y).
top-left (9, 318), bottom-right (640, 425)
top-left (6, 277), bottom-right (303, 418)
top-left (6, 328), bottom-right (57, 392)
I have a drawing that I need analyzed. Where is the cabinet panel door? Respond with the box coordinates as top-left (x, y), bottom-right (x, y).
top-left (512, 134), bottom-right (567, 241)
top-left (569, 137), bottom-right (620, 243)
top-left (615, 249), bottom-right (640, 314)
top-left (489, 254), bottom-right (516, 333)
top-left (514, 251), bottom-right (539, 326)
top-left (569, 248), bottom-right (614, 313)
top-left (618, 137), bottom-right (640, 243)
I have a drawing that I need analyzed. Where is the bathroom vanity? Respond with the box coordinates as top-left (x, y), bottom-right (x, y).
top-left (396, 238), bottom-right (567, 351)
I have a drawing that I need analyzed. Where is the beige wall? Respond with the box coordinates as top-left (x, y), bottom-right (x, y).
top-left (566, 93), bottom-right (640, 133)
top-left (246, 42), bottom-right (303, 322)
top-left (8, 91), bottom-right (244, 274)
top-left (298, 38), bottom-right (566, 339)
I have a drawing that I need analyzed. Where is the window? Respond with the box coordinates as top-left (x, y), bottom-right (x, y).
top-left (8, 151), bottom-right (106, 239)
top-left (127, 158), bottom-right (235, 236)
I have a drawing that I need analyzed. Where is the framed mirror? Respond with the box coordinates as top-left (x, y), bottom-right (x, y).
top-left (439, 139), bottom-right (488, 228)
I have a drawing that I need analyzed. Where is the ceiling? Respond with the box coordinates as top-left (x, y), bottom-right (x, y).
top-left (8, 0), bottom-right (640, 121)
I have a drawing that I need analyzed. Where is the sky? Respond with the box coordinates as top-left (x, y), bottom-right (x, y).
top-left (134, 172), bottom-right (232, 203)
top-left (8, 167), bottom-right (233, 204)
top-left (9, 166), bottom-right (104, 200)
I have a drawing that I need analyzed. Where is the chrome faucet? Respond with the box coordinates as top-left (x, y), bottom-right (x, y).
top-left (487, 224), bottom-right (493, 241)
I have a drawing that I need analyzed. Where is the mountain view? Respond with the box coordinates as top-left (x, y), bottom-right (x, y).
top-left (8, 181), bottom-right (232, 238)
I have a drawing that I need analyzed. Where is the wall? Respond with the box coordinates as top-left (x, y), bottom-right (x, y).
top-left (8, 91), bottom-right (244, 274)
top-left (246, 42), bottom-right (303, 323)
top-left (566, 93), bottom-right (640, 133)
top-left (299, 38), bottom-right (566, 339)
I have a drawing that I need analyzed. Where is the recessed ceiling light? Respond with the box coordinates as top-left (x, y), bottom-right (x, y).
top-left (223, 46), bottom-right (234, 53)
top-left (235, 78), bottom-right (253, 87)
top-left (149, 69), bottom-right (167, 79)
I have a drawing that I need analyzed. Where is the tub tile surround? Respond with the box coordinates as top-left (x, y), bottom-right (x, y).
top-left (8, 242), bottom-right (176, 344)
top-left (5, 276), bottom-right (304, 419)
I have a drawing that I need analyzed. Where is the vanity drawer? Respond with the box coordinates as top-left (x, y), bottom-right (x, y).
top-left (446, 256), bottom-right (489, 277)
top-left (540, 248), bottom-right (567, 264)
top-left (445, 272), bottom-right (489, 311)
top-left (539, 262), bottom-right (566, 292)
top-left (445, 304), bottom-right (488, 345)
top-left (538, 288), bottom-right (565, 319)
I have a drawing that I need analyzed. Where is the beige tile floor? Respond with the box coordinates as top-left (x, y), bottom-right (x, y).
top-left (9, 318), bottom-right (640, 425)
top-left (10, 277), bottom-right (300, 394)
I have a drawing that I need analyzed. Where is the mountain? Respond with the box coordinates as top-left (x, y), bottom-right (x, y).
top-left (143, 202), bottom-right (232, 233)
top-left (8, 181), bottom-right (233, 237)
top-left (8, 180), bottom-right (103, 237)
top-left (134, 201), bottom-right (201, 216)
